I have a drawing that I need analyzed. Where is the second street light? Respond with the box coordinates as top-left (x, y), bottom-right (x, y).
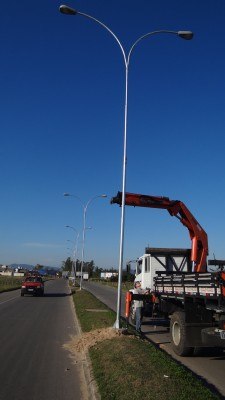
top-left (64, 193), bottom-right (107, 289)
top-left (65, 225), bottom-right (80, 285)
top-left (67, 238), bottom-right (79, 285)
top-left (59, 5), bottom-right (193, 328)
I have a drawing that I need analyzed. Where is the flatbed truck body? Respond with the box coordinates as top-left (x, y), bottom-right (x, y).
top-left (126, 254), bottom-right (225, 355)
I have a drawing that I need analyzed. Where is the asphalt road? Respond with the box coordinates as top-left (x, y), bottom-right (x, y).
top-left (0, 279), bottom-right (89, 400)
top-left (83, 281), bottom-right (225, 399)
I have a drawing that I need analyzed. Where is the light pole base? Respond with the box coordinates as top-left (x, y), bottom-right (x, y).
top-left (113, 319), bottom-right (120, 329)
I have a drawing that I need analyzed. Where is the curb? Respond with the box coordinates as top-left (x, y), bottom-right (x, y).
top-left (69, 289), bottom-right (100, 400)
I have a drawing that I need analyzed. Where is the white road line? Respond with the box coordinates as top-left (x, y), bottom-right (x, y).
top-left (0, 296), bottom-right (19, 305)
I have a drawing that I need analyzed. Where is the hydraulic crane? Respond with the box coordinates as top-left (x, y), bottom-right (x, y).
top-left (111, 191), bottom-right (208, 273)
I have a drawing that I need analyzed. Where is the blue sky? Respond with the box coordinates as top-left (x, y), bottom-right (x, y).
top-left (1, 0), bottom-right (225, 269)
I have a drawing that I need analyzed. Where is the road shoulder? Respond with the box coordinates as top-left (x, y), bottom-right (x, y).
top-left (68, 291), bottom-right (100, 400)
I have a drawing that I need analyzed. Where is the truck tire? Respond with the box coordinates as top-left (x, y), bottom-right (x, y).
top-left (170, 312), bottom-right (194, 356)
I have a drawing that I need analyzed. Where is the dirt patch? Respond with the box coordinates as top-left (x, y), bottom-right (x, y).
top-left (64, 327), bottom-right (124, 357)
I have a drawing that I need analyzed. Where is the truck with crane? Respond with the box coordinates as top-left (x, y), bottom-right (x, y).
top-left (111, 191), bottom-right (225, 356)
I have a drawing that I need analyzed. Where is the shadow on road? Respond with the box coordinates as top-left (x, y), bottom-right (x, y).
top-left (193, 347), bottom-right (225, 360)
top-left (144, 329), bottom-right (170, 335)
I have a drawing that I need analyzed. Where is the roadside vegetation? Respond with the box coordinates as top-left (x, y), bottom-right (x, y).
top-left (62, 256), bottom-right (134, 287)
top-left (0, 276), bottom-right (23, 292)
top-left (73, 288), bottom-right (116, 331)
top-left (72, 289), bottom-right (220, 400)
top-left (90, 278), bottom-right (134, 291)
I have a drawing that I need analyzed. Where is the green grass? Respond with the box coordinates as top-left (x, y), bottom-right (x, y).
top-left (90, 279), bottom-right (134, 291)
top-left (73, 289), bottom-right (220, 400)
top-left (73, 289), bottom-right (116, 332)
top-left (0, 276), bottom-right (23, 292)
top-left (90, 337), bottom-right (219, 400)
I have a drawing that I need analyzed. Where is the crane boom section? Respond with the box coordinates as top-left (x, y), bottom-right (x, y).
top-left (111, 191), bottom-right (208, 272)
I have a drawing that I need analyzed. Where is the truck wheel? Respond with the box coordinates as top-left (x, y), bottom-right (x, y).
top-left (170, 312), bottom-right (194, 356)
top-left (21, 293), bottom-right (24, 297)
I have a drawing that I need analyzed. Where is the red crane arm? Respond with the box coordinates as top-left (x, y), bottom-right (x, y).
top-left (111, 191), bottom-right (208, 273)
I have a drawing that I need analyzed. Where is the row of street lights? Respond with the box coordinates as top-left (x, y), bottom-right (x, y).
top-left (64, 193), bottom-right (107, 289)
top-left (59, 4), bottom-right (193, 328)
top-left (66, 235), bottom-right (79, 286)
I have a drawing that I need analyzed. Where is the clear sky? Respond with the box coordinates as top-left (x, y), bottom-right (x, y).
top-left (1, 0), bottom-right (225, 269)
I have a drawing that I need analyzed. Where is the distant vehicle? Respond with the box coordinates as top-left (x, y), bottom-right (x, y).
top-left (21, 276), bottom-right (44, 297)
top-left (83, 273), bottom-right (89, 281)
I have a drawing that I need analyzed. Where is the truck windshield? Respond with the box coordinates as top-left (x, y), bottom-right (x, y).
top-left (136, 260), bottom-right (142, 275)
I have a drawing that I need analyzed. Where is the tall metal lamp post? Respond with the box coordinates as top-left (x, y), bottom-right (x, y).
top-left (66, 237), bottom-right (79, 284)
top-left (59, 4), bottom-right (193, 328)
top-left (64, 193), bottom-right (107, 289)
top-left (65, 225), bottom-right (80, 285)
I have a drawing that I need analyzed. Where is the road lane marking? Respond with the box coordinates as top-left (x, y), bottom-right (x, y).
top-left (0, 296), bottom-right (19, 305)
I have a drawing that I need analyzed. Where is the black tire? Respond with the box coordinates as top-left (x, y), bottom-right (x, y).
top-left (170, 311), bottom-right (194, 356)
top-left (21, 292), bottom-right (24, 297)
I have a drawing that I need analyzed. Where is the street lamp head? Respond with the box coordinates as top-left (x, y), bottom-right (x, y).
top-left (65, 225), bottom-right (77, 233)
top-left (59, 5), bottom-right (77, 15)
top-left (101, 194), bottom-right (107, 198)
top-left (63, 192), bottom-right (71, 197)
top-left (178, 31), bottom-right (194, 40)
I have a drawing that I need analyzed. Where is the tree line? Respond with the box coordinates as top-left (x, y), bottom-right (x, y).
top-left (61, 257), bottom-right (113, 278)
top-left (61, 258), bottom-right (134, 281)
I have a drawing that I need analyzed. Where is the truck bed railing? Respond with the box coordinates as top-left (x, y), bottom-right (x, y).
top-left (154, 272), bottom-right (225, 300)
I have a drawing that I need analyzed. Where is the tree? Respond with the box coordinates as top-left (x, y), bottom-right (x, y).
top-left (83, 260), bottom-right (95, 277)
top-left (92, 266), bottom-right (103, 278)
top-left (62, 257), bottom-right (73, 272)
top-left (34, 264), bottom-right (44, 271)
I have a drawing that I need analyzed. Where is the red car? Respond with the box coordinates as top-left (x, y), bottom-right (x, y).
top-left (21, 276), bottom-right (44, 297)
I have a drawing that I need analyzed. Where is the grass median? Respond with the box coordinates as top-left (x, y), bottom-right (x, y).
top-left (72, 289), bottom-right (221, 400)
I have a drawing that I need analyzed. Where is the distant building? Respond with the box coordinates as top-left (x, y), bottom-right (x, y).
top-left (0, 265), bottom-right (27, 277)
top-left (0, 265), bottom-right (13, 276)
top-left (75, 272), bottom-right (89, 280)
top-left (14, 269), bottom-right (26, 277)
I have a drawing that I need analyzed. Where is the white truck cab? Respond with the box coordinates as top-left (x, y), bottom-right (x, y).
top-left (135, 254), bottom-right (165, 290)
top-left (134, 248), bottom-right (191, 290)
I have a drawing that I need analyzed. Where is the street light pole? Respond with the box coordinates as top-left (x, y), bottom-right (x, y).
top-left (66, 237), bottom-right (79, 285)
top-left (64, 193), bottom-right (107, 289)
top-left (65, 225), bottom-right (80, 285)
top-left (66, 247), bottom-right (73, 277)
top-left (59, 4), bottom-right (193, 328)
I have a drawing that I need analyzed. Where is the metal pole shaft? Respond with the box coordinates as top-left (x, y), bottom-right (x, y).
top-left (74, 232), bottom-right (79, 285)
top-left (80, 206), bottom-right (86, 290)
top-left (114, 63), bottom-right (129, 329)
